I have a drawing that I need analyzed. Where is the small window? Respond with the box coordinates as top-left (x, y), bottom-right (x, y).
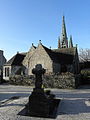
top-left (7, 67), bottom-right (9, 77)
top-left (5, 67), bottom-right (10, 77)
top-left (5, 68), bottom-right (7, 77)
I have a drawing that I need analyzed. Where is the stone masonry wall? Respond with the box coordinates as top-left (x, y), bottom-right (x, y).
top-left (22, 46), bottom-right (36, 75)
top-left (43, 73), bottom-right (76, 88)
top-left (53, 62), bottom-right (61, 73)
top-left (9, 72), bottom-right (80, 88)
top-left (28, 44), bottom-right (53, 75)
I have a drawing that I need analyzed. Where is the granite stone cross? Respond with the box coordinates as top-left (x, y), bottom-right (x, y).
top-left (29, 64), bottom-right (55, 117)
top-left (32, 64), bottom-right (45, 89)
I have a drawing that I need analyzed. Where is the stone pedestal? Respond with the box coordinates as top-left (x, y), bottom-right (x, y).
top-left (29, 88), bottom-right (50, 117)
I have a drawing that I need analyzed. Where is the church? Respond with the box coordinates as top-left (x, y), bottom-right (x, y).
top-left (3, 16), bottom-right (79, 80)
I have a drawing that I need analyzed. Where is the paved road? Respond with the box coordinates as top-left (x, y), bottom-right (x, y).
top-left (1, 84), bottom-right (90, 99)
top-left (0, 84), bottom-right (32, 101)
top-left (0, 84), bottom-right (90, 120)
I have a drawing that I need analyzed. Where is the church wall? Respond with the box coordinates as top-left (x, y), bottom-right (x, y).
top-left (22, 46), bottom-right (36, 75)
top-left (28, 45), bottom-right (53, 75)
top-left (11, 66), bottom-right (22, 75)
top-left (53, 62), bottom-right (61, 73)
top-left (67, 64), bottom-right (74, 73)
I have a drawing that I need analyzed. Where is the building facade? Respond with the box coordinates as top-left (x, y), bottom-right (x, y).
top-left (0, 50), bottom-right (6, 81)
top-left (3, 16), bottom-right (80, 80)
top-left (22, 16), bottom-right (79, 75)
top-left (3, 53), bottom-right (26, 80)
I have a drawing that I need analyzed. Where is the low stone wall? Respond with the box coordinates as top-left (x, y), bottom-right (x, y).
top-left (43, 73), bottom-right (76, 89)
top-left (9, 72), bottom-right (80, 88)
top-left (9, 75), bottom-right (35, 86)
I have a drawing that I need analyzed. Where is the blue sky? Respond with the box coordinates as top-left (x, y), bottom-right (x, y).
top-left (0, 0), bottom-right (90, 60)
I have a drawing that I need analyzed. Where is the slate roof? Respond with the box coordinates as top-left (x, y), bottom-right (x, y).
top-left (4, 45), bottom-right (75, 66)
top-left (42, 45), bottom-right (74, 64)
top-left (53, 47), bottom-right (76, 56)
top-left (4, 53), bottom-right (26, 66)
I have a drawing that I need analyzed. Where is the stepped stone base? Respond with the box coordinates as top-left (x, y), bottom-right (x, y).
top-left (29, 88), bottom-right (50, 117)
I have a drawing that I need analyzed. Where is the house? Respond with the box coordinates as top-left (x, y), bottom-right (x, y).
top-left (3, 52), bottom-right (26, 80)
top-left (0, 50), bottom-right (6, 81)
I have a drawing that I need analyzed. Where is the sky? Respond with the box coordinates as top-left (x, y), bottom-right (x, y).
top-left (0, 0), bottom-right (90, 60)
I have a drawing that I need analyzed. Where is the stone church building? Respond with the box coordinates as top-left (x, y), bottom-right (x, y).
top-left (3, 16), bottom-right (79, 80)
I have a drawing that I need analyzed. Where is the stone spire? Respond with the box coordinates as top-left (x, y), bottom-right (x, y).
top-left (58, 36), bottom-right (61, 49)
top-left (61, 16), bottom-right (68, 48)
top-left (69, 35), bottom-right (73, 48)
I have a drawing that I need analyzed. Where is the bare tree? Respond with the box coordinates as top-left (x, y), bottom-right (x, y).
top-left (79, 48), bottom-right (90, 62)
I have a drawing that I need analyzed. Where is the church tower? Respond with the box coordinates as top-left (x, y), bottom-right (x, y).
top-left (69, 35), bottom-right (73, 48)
top-left (60, 16), bottom-right (68, 48)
